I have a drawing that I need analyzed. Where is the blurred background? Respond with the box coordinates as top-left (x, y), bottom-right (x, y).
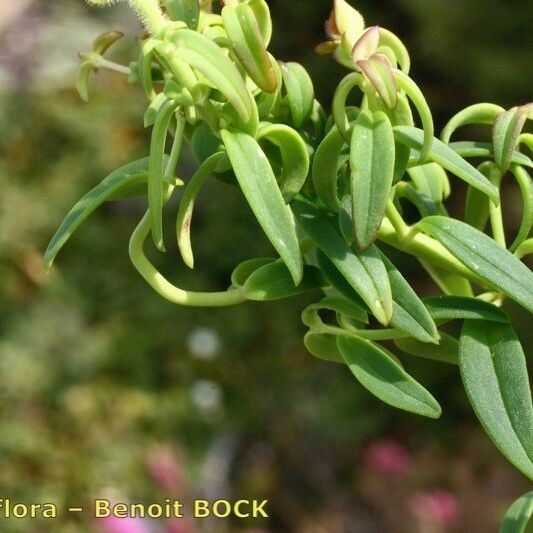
top-left (0, 0), bottom-right (532, 531)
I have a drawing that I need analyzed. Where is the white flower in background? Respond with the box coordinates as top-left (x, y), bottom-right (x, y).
top-left (186, 327), bottom-right (221, 360)
top-left (189, 380), bottom-right (222, 414)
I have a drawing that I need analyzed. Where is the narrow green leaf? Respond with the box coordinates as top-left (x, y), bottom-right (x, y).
top-left (148, 98), bottom-right (178, 251)
top-left (500, 491), bottom-right (533, 533)
top-left (304, 332), bottom-right (343, 363)
top-left (312, 125), bottom-right (346, 211)
top-left (419, 261), bottom-right (474, 297)
top-left (45, 158), bottom-right (159, 270)
top-left (407, 162), bottom-right (448, 203)
top-left (293, 198), bottom-right (393, 325)
top-left (170, 29), bottom-right (257, 131)
top-left (394, 126), bottom-right (500, 203)
top-left (395, 333), bottom-right (459, 365)
top-left (316, 249), bottom-right (367, 309)
top-left (423, 295), bottom-right (508, 323)
top-left (257, 123), bottom-right (309, 202)
top-left (279, 61), bottom-right (315, 128)
top-left (460, 320), bottom-right (533, 480)
top-left (337, 336), bottom-right (442, 418)
top-left (231, 258), bottom-right (274, 288)
top-left (395, 182), bottom-right (442, 218)
top-left (493, 105), bottom-right (532, 174)
top-left (163, 0), bottom-right (200, 29)
top-left (221, 129), bottom-right (303, 284)
top-left (350, 110), bottom-right (395, 250)
top-left (465, 184), bottom-right (490, 231)
top-left (176, 152), bottom-right (223, 269)
top-left (222, 3), bottom-right (277, 93)
top-left (302, 295), bottom-right (369, 328)
top-left (380, 252), bottom-right (439, 343)
top-left (248, 0), bottom-right (272, 46)
top-left (417, 216), bottom-right (533, 313)
top-left (244, 261), bottom-right (326, 301)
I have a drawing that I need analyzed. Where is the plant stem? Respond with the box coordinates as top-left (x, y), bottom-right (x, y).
top-left (385, 199), bottom-right (410, 241)
top-left (129, 187), bottom-right (246, 307)
top-left (97, 57), bottom-right (131, 75)
top-left (488, 166), bottom-right (506, 248)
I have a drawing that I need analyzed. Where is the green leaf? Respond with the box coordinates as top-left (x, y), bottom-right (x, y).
top-left (279, 62), bottom-right (315, 128)
top-left (312, 126), bottom-right (346, 211)
top-left (423, 295), bottom-right (508, 323)
top-left (350, 110), bottom-right (395, 250)
top-left (420, 261), bottom-right (474, 297)
top-left (500, 491), bottom-right (533, 533)
top-left (247, 0), bottom-right (272, 46)
top-left (222, 3), bottom-right (277, 93)
top-left (163, 0), bottom-right (200, 29)
top-left (256, 123), bottom-right (309, 202)
top-left (170, 29), bottom-right (257, 132)
top-left (337, 336), bottom-right (442, 418)
top-left (394, 126), bottom-right (500, 203)
top-left (292, 198), bottom-right (392, 325)
top-left (417, 216), bottom-right (533, 313)
top-left (395, 182), bottom-right (442, 218)
top-left (244, 261), bottom-right (326, 301)
top-left (465, 183), bottom-right (490, 231)
top-left (231, 258), bottom-right (275, 288)
top-left (302, 295), bottom-right (369, 329)
top-left (176, 152), bottom-right (224, 269)
top-left (493, 105), bottom-right (532, 174)
top-left (395, 333), bottom-right (459, 365)
top-left (380, 252), bottom-right (439, 343)
top-left (148, 98), bottom-right (179, 251)
top-left (460, 320), bottom-right (533, 480)
top-left (45, 158), bottom-right (159, 270)
top-left (407, 162), bottom-right (449, 203)
top-left (316, 249), bottom-right (367, 309)
top-left (304, 332), bottom-right (343, 363)
top-left (221, 129), bottom-right (303, 284)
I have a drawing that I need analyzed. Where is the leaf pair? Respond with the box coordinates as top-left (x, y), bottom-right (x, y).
top-left (292, 198), bottom-right (393, 325)
top-left (168, 28), bottom-right (258, 134)
top-left (222, 2), bottom-right (277, 93)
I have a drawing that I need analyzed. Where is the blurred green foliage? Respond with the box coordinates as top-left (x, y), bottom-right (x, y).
top-left (0, 0), bottom-right (531, 531)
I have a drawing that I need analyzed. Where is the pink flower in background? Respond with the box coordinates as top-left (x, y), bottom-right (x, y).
top-left (408, 490), bottom-right (458, 525)
top-left (362, 440), bottom-right (411, 476)
top-left (147, 446), bottom-right (184, 491)
top-left (98, 515), bottom-right (152, 533)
